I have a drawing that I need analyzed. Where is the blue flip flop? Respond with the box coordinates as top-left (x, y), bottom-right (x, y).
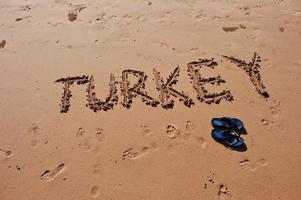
top-left (211, 129), bottom-right (244, 148)
top-left (211, 117), bottom-right (244, 130)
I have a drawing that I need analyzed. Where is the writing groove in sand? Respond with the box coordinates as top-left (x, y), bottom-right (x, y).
top-left (55, 52), bottom-right (269, 113)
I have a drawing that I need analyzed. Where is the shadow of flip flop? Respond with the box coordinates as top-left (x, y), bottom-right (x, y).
top-left (212, 137), bottom-right (248, 152)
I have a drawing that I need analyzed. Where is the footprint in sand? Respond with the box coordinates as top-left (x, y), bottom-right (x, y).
top-left (261, 118), bottom-right (275, 128)
top-left (29, 123), bottom-right (39, 148)
top-left (140, 125), bottom-right (159, 151)
top-left (240, 158), bottom-right (268, 171)
top-left (203, 171), bottom-right (215, 189)
top-left (149, 141), bottom-right (159, 151)
top-left (166, 124), bottom-right (181, 139)
top-left (166, 144), bottom-right (177, 153)
top-left (41, 163), bottom-right (65, 181)
top-left (218, 184), bottom-right (232, 200)
top-left (92, 164), bottom-right (102, 176)
top-left (76, 127), bottom-right (86, 137)
top-left (165, 122), bottom-right (197, 153)
top-left (239, 159), bottom-right (256, 171)
top-left (122, 147), bottom-right (150, 160)
top-left (75, 128), bottom-right (93, 151)
top-left (93, 128), bottom-right (106, 153)
top-left (195, 136), bottom-right (207, 150)
top-left (16, 164), bottom-right (23, 171)
top-left (207, 173), bottom-right (215, 184)
top-left (258, 158), bottom-right (269, 166)
top-left (93, 145), bottom-right (102, 154)
top-left (17, 5), bottom-right (32, 11)
top-left (269, 100), bottom-right (281, 115)
top-left (189, 48), bottom-right (199, 53)
top-left (76, 127), bottom-right (105, 153)
top-left (78, 137), bottom-right (92, 151)
top-left (160, 42), bottom-right (169, 48)
top-left (0, 148), bottom-right (13, 159)
top-left (140, 125), bottom-right (152, 137)
top-left (90, 185), bottom-right (100, 198)
top-left (95, 128), bottom-right (105, 142)
top-left (183, 120), bottom-right (196, 139)
top-left (195, 10), bottom-right (207, 20)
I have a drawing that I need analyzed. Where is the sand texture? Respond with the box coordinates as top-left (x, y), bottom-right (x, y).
top-left (1, 0), bottom-right (301, 199)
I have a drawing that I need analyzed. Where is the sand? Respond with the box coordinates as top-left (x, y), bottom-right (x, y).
top-left (1, 0), bottom-right (301, 199)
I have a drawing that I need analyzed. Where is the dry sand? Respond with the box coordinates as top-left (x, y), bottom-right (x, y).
top-left (1, 0), bottom-right (301, 199)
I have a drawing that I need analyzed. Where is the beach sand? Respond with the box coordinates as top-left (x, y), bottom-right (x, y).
top-left (0, 0), bottom-right (301, 199)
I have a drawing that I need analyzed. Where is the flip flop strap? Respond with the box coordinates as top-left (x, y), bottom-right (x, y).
top-left (221, 129), bottom-right (239, 137)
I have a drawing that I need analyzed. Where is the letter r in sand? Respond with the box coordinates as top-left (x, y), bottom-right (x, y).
top-left (121, 69), bottom-right (159, 108)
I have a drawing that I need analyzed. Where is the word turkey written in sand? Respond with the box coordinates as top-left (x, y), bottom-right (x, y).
top-left (55, 52), bottom-right (269, 113)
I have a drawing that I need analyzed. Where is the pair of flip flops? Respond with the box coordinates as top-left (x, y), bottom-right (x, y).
top-left (211, 117), bottom-right (246, 149)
